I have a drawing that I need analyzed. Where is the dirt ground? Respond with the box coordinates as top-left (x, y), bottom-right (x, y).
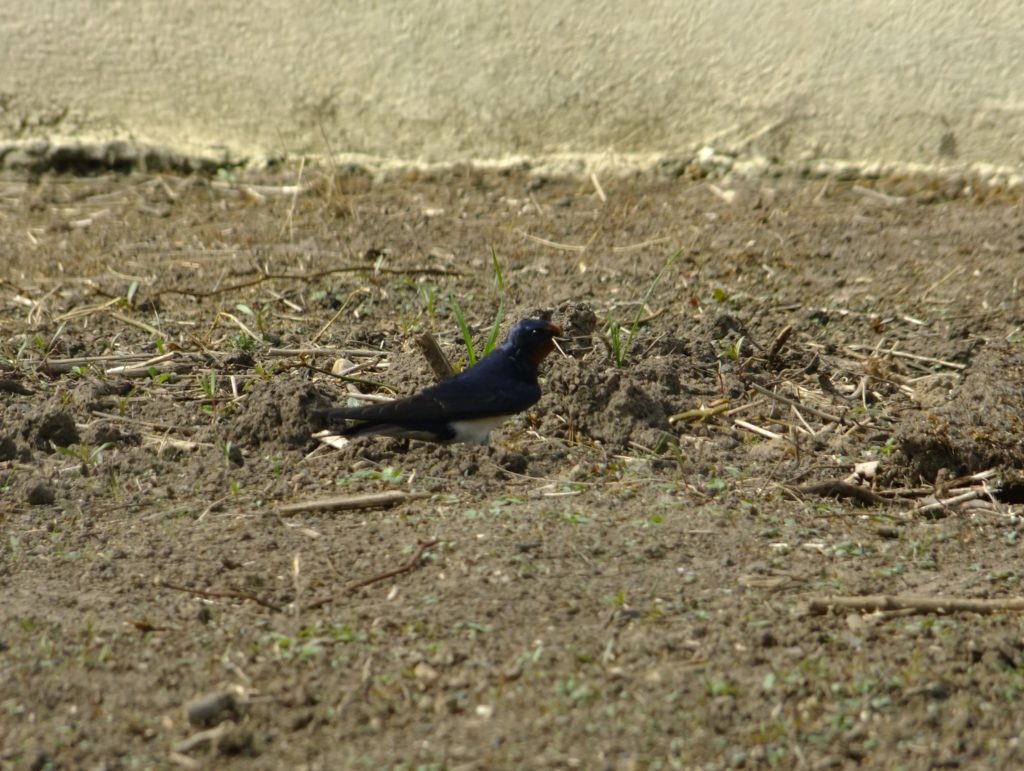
top-left (2, 164), bottom-right (1024, 769)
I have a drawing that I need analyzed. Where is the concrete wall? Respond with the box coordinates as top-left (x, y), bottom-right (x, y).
top-left (1, 0), bottom-right (1022, 170)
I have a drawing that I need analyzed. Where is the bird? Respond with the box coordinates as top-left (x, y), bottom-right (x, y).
top-left (315, 318), bottom-right (562, 444)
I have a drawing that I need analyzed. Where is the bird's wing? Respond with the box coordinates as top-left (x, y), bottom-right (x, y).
top-left (326, 368), bottom-right (540, 425)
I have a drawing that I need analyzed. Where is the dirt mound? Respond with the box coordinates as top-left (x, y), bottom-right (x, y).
top-left (540, 310), bottom-right (761, 450)
top-left (543, 359), bottom-right (668, 449)
top-left (225, 378), bottom-right (330, 449)
top-left (894, 341), bottom-right (1024, 483)
top-left (10, 402), bottom-right (80, 450)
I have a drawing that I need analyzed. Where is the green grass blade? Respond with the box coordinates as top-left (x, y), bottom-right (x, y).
top-left (450, 296), bottom-right (476, 366)
top-left (609, 320), bottom-right (623, 367)
top-left (624, 247), bottom-right (683, 360)
top-left (490, 246), bottom-right (505, 292)
top-left (481, 247), bottom-right (506, 356)
top-left (483, 296), bottom-right (505, 356)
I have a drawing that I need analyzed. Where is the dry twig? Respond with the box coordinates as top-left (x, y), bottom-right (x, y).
top-left (304, 539), bottom-right (441, 610)
top-left (735, 419), bottom-right (783, 440)
top-left (846, 344), bottom-right (966, 371)
top-left (747, 381), bottom-right (845, 425)
top-left (158, 537), bottom-right (440, 615)
top-left (91, 410), bottom-right (198, 435)
top-left (915, 488), bottom-right (996, 516)
top-left (798, 480), bottom-right (888, 507)
top-left (766, 324), bottom-right (793, 362)
top-left (276, 491), bottom-right (427, 516)
top-left (514, 229), bottom-right (588, 252)
top-left (669, 401), bottom-right (730, 423)
top-left (157, 265), bottom-right (461, 299)
top-left (808, 594), bottom-right (1024, 616)
top-left (415, 332), bottom-right (456, 381)
top-left (157, 579), bottom-right (284, 612)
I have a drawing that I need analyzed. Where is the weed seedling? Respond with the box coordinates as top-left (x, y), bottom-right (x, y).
top-left (481, 247), bottom-right (506, 356)
top-left (450, 296), bottom-right (477, 366)
top-left (607, 247), bottom-right (682, 367)
top-left (148, 367), bottom-right (170, 385)
top-left (419, 284), bottom-right (438, 326)
top-left (198, 371), bottom-right (217, 413)
top-left (449, 247), bottom-right (508, 367)
top-left (58, 443), bottom-right (110, 468)
top-left (231, 333), bottom-right (255, 353)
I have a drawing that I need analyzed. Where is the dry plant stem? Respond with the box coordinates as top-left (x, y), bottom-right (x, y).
top-left (734, 419), bottom-right (783, 440)
top-left (310, 287), bottom-right (369, 344)
top-left (105, 351), bottom-right (176, 374)
top-left (334, 392), bottom-right (396, 404)
top-left (141, 433), bottom-right (208, 451)
top-left (325, 357), bottom-right (384, 379)
top-left (172, 724), bottom-right (228, 755)
top-left (55, 298), bottom-right (121, 321)
top-left (799, 480), bottom-right (888, 507)
top-left (219, 311), bottom-right (260, 340)
top-left (157, 265), bottom-right (461, 299)
top-left (158, 579), bottom-right (284, 612)
top-left (304, 539), bottom-right (441, 610)
top-left (747, 381), bottom-right (844, 424)
top-left (159, 539), bottom-right (437, 615)
top-left (107, 365), bottom-right (187, 379)
top-left (846, 344), bottom-right (967, 370)
top-left (91, 410), bottom-right (198, 435)
top-left (296, 361), bottom-right (392, 390)
top-left (921, 264), bottom-right (966, 301)
top-left (669, 402), bottom-right (730, 422)
top-left (107, 310), bottom-right (162, 337)
top-left (767, 324), bottom-right (793, 361)
top-left (791, 405), bottom-right (816, 435)
top-left (852, 185), bottom-right (907, 205)
top-left (0, 352), bottom-right (154, 374)
top-left (342, 541), bottom-right (439, 594)
top-left (611, 236), bottom-right (670, 253)
top-left (514, 229), bottom-right (588, 252)
top-left (415, 332), bottom-right (456, 381)
top-left (808, 595), bottom-right (1024, 616)
top-left (211, 180), bottom-right (305, 196)
top-left (276, 491), bottom-right (427, 516)
top-left (267, 347), bottom-right (383, 358)
top-left (283, 155), bottom-right (305, 241)
top-left (915, 488), bottom-right (993, 515)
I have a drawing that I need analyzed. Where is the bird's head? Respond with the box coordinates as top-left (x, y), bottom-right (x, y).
top-left (503, 318), bottom-right (563, 369)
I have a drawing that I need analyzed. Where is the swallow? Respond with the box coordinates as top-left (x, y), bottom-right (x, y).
top-left (316, 318), bottom-right (562, 444)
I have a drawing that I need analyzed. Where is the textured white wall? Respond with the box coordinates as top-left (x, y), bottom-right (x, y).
top-left (1, 0), bottom-right (1021, 167)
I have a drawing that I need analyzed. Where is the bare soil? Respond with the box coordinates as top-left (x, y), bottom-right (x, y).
top-left (2, 166), bottom-right (1024, 769)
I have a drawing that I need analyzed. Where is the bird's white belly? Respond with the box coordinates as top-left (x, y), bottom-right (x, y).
top-left (449, 415), bottom-right (512, 444)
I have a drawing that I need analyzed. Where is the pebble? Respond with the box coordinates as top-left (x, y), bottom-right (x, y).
top-left (34, 411), bottom-right (79, 448)
top-left (0, 435), bottom-right (17, 461)
top-left (185, 691), bottom-right (239, 728)
top-left (26, 479), bottom-right (55, 506)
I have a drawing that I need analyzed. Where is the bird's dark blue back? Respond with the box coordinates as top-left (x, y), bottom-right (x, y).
top-left (319, 318), bottom-right (558, 429)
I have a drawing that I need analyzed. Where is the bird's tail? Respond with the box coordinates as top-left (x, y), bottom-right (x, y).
top-left (309, 407), bottom-right (365, 435)
top-left (311, 407), bottom-right (357, 422)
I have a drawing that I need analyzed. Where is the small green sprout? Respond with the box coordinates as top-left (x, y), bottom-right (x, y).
top-left (607, 247), bottom-right (682, 367)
